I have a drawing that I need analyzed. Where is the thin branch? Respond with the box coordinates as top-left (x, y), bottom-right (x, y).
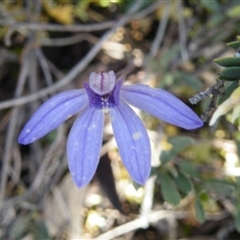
top-left (0, 19), bottom-right (115, 32)
top-left (189, 88), bottom-right (212, 105)
top-left (4, 27), bottom-right (16, 46)
top-left (0, 54), bottom-right (29, 208)
top-left (94, 210), bottom-right (227, 240)
top-left (177, 0), bottom-right (189, 61)
top-left (1, 126), bottom-right (66, 212)
top-left (35, 48), bottom-right (53, 85)
top-left (139, 176), bottom-right (156, 228)
top-left (94, 210), bottom-right (190, 240)
top-left (38, 33), bottom-right (98, 47)
top-left (150, 2), bottom-right (170, 57)
top-left (190, 80), bottom-right (225, 122)
top-left (52, 187), bottom-right (71, 223)
top-left (11, 146), bottom-right (22, 185)
top-left (217, 221), bottom-right (235, 240)
top-left (132, 1), bottom-right (162, 20)
top-left (30, 125), bottom-right (65, 192)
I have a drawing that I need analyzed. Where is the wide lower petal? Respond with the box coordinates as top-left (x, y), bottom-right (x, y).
top-left (110, 101), bottom-right (151, 185)
top-left (18, 89), bottom-right (88, 144)
top-left (121, 84), bottom-right (203, 130)
top-left (67, 107), bottom-right (104, 188)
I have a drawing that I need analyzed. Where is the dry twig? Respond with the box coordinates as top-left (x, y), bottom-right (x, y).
top-left (150, 1), bottom-right (170, 57)
top-left (0, 54), bottom-right (29, 209)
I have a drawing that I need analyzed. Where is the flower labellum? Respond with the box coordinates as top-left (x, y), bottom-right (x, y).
top-left (18, 71), bottom-right (203, 188)
top-left (89, 71), bottom-right (116, 96)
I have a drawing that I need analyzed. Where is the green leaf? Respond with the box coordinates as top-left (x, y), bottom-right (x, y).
top-left (160, 152), bottom-right (170, 164)
top-left (160, 136), bottom-right (195, 164)
top-left (158, 171), bottom-right (181, 206)
top-left (220, 67), bottom-right (240, 79)
top-left (201, 0), bottom-right (219, 12)
top-left (227, 41), bottom-right (240, 50)
top-left (227, 5), bottom-right (240, 18)
top-left (159, 45), bottom-right (180, 70)
top-left (172, 71), bottom-right (203, 91)
top-left (10, 215), bottom-right (32, 239)
top-left (32, 220), bottom-right (51, 240)
top-left (179, 160), bottom-right (198, 177)
top-left (219, 81), bottom-right (239, 104)
top-left (236, 177), bottom-right (240, 189)
top-left (121, 0), bottom-right (150, 13)
top-left (207, 15), bottom-right (223, 26)
top-left (235, 209), bottom-right (240, 233)
top-left (202, 179), bottom-right (236, 196)
top-left (99, 0), bottom-right (111, 7)
top-left (195, 196), bottom-right (205, 223)
top-left (218, 74), bottom-right (239, 81)
top-left (167, 166), bottom-right (178, 178)
top-left (173, 171), bottom-right (192, 194)
top-left (214, 57), bottom-right (240, 67)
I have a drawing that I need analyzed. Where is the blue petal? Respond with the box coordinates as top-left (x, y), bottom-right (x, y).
top-left (67, 107), bottom-right (104, 188)
top-left (121, 84), bottom-right (203, 129)
top-left (18, 89), bottom-right (88, 144)
top-left (110, 101), bottom-right (151, 185)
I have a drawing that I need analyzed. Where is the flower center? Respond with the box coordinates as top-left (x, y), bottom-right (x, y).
top-left (84, 71), bottom-right (123, 110)
top-left (101, 96), bottom-right (110, 113)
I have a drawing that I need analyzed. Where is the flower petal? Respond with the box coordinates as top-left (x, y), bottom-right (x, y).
top-left (18, 89), bottom-right (88, 145)
top-left (110, 101), bottom-right (151, 185)
top-left (67, 107), bottom-right (104, 188)
top-left (121, 84), bottom-right (203, 129)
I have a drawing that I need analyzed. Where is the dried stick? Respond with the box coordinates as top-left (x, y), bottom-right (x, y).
top-left (38, 33), bottom-right (98, 47)
top-left (189, 80), bottom-right (225, 122)
top-left (1, 127), bottom-right (65, 213)
top-left (35, 48), bottom-right (53, 85)
top-left (94, 210), bottom-right (227, 240)
top-left (94, 210), bottom-right (191, 240)
top-left (0, 55), bottom-right (30, 208)
top-left (46, 59), bottom-right (64, 79)
top-left (11, 146), bottom-right (22, 185)
top-left (177, 0), bottom-right (189, 62)
top-left (30, 125), bottom-right (65, 192)
top-left (150, 1), bottom-right (170, 57)
top-left (28, 51), bottom-right (46, 183)
top-left (133, 1), bottom-right (162, 20)
top-left (139, 176), bottom-right (156, 229)
top-left (0, 19), bottom-right (115, 32)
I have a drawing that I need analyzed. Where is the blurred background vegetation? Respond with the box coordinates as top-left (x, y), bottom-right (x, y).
top-left (1, 0), bottom-right (240, 239)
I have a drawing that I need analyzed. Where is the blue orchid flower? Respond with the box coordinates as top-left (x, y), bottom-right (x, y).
top-left (18, 71), bottom-right (203, 187)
